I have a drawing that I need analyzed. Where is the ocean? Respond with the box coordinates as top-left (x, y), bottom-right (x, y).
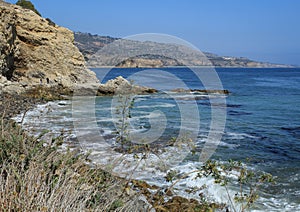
top-left (16, 67), bottom-right (300, 211)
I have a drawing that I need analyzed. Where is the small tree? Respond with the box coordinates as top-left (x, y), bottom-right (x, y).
top-left (113, 81), bottom-right (135, 149)
top-left (16, 0), bottom-right (41, 16)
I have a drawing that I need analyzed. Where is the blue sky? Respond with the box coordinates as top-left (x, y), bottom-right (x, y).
top-left (6, 0), bottom-right (300, 65)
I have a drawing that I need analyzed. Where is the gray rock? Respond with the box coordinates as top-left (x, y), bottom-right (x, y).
top-left (97, 76), bottom-right (156, 96)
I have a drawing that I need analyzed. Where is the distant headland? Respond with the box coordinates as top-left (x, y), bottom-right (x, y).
top-left (74, 32), bottom-right (293, 68)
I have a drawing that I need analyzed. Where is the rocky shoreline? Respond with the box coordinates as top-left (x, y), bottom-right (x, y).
top-left (1, 91), bottom-right (225, 211)
top-left (0, 93), bottom-right (46, 121)
top-left (0, 2), bottom-right (224, 210)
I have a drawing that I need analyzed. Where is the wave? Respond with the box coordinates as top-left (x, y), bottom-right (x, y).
top-left (226, 132), bottom-right (258, 140)
top-left (135, 103), bottom-right (176, 109)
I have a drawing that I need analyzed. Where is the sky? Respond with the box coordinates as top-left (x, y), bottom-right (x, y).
top-left (6, 0), bottom-right (300, 66)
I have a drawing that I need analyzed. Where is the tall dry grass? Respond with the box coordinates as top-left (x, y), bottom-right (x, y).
top-left (0, 118), bottom-right (147, 211)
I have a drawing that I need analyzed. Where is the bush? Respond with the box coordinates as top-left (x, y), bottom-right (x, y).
top-left (16, 0), bottom-right (41, 16)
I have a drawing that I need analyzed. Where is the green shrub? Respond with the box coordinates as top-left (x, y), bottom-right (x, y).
top-left (16, 0), bottom-right (41, 16)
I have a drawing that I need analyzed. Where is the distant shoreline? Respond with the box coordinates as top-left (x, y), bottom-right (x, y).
top-left (75, 32), bottom-right (296, 69)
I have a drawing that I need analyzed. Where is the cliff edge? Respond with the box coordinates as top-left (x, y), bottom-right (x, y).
top-left (0, 2), bottom-right (99, 94)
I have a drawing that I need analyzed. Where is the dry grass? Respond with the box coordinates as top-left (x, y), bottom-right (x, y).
top-left (0, 119), bottom-right (148, 211)
top-left (0, 119), bottom-right (221, 212)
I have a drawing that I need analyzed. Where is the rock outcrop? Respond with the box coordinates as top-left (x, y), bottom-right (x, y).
top-left (115, 54), bottom-right (183, 68)
top-left (116, 58), bottom-right (165, 68)
top-left (97, 76), bottom-right (157, 96)
top-left (0, 2), bottom-right (99, 94)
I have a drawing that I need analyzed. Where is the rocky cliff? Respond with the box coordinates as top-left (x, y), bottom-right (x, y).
top-left (0, 2), bottom-right (99, 94)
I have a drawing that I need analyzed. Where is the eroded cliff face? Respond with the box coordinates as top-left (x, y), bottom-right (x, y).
top-left (0, 2), bottom-right (99, 94)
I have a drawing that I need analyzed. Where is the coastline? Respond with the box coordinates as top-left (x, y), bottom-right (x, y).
top-left (3, 67), bottom-right (299, 211)
top-left (1, 1), bottom-right (298, 211)
top-left (0, 95), bottom-right (154, 211)
top-left (1, 93), bottom-right (224, 211)
top-left (0, 93), bottom-right (46, 121)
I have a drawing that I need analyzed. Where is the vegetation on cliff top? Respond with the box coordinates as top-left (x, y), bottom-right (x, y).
top-left (16, 0), bottom-right (41, 16)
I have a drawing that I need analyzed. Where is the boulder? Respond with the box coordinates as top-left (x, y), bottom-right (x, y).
top-left (97, 76), bottom-right (156, 95)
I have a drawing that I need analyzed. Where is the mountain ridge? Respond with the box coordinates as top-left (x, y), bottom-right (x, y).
top-left (74, 32), bottom-right (292, 68)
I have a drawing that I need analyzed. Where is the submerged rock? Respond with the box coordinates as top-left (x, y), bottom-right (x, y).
top-left (171, 88), bottom-right (230, 94)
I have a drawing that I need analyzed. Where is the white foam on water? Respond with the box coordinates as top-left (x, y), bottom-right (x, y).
top-left (97, 117), bottom-right (114, 122)
top-left (12, 101), bottom-right (75, 138)
top-left (253, 196), bottom-right (300, 212)
top-left (226, 132), bottom-right (258, 140)
top-left (135, 103), bottom-right (176, 109)
top-left (12, 100), bottom-right (299, 212)
top-left (197, 135), bottom-right (240, 149)
top-left (219, 141), bottom-right (240, 148)
top-left (95, 107), bottom-right (112, 111)
top-left (172, 94), bottom-right (208, 100)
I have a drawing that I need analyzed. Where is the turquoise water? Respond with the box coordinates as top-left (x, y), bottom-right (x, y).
top-left (93, 67), bottom-right (300, 210)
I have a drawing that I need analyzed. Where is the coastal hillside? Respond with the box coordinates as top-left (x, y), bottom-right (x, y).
top-left (0, 2), bottom-right (99, 94)
top-left (74, 32), bottom-right (290, 68)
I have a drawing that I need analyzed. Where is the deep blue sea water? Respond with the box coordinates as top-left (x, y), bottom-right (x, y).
top-left (93, 67), bottom-right (300, 210)
top-left (16, 67), bottom-right (300, 211)
top-left (95, 68), bottom-right (300, 162)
